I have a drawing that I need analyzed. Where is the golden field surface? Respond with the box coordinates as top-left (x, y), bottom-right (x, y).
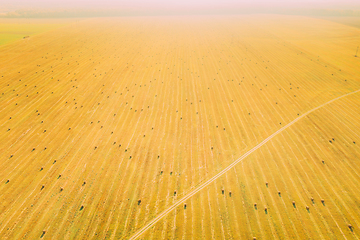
top-left (320, 16), bottom-right (360, 30)
top-left (0, 18), bottom-right (73, 46)
top-left (0, 15), bottom-right (360, 239)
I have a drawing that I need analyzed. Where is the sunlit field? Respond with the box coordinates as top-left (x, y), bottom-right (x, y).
top-left (0, 15), bottom-right (359, 239)
top-left (0, 18), bottom-right (72, 46)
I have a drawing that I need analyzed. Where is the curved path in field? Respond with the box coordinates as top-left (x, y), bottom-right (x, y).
top-left (129, 89), bottom-right (360, 240)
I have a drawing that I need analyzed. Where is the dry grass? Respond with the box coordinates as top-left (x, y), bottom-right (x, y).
top-left (0, 15), bottom-right (359, 239)
top-left (0, 18), bottom-right (73, 46)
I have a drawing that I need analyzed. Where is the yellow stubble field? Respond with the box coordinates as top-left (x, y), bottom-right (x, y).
top-left (0, 15), bottom-right (359, 239)
top-left (0, 18), bottom-right (74, 46)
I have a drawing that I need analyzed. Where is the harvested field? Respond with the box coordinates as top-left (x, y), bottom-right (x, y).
top-left (319, 16), bottom-right (360, 29)
top-left (0, 15), bottom-right (359, 239)
top-left (0, 18), bottom-right (72, 46)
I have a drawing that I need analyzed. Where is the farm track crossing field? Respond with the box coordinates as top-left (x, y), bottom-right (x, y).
top-left (130, 89), bottom-right (360, 240)
top-left (0, 15), bottom-right (360, 239)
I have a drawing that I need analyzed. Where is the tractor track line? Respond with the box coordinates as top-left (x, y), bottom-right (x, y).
top-left (129, 89), bottom-right (360, 240)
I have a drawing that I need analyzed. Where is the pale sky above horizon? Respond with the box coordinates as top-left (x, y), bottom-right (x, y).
top-left (2, 0), bottom-right (360, 10)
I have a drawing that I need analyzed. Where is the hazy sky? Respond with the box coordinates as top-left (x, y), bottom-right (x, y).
top-left (3, 0), bottom-right (360, 9)
top-left (1, 0), bottom-right (360, 17)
